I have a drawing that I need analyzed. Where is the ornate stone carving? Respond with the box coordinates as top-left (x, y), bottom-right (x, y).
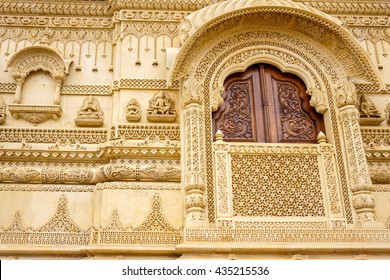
top-left (307, 87), bottom-right (327, 114)
top-left (141, 164), bottom-right (180, 181)
top-left (96, 164), bottom-right (134, 182)
top-left (8, 104), bottom-right (62, 126)
top-left (97, 194), bottom-right (181, 245)
top-left (369, 164), bottom-right (390, 184)
top-left (74, 96), bottom-right (104, 127)
top-left (216, 82), bottom-right (254, 141)
top-left (125, 98), bottom-right (141, 122)
top-left (147, 91), bottom-right (176, 122)
top-left (385, 103), bottom-right (390, 125)
top-left (231, 153), bottom-right (325, 217)
top-left (334, 80), bottom-right (357, 108)
top-left (358, 93), bottom-right (384, 126)
top-left (0, 196), bottom-right (90, 245)
top-left (277, 81), bottom-right (315, 141)
top-left (183, 76), bottom-right (204, 106)
top-left (0, 96), bottom-right (6, 125)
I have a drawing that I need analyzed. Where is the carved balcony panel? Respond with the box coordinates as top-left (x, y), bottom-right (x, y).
top-left (8, 104), bottom-right (62, 126)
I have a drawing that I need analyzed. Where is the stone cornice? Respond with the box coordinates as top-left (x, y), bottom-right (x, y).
top-left (108, 0), bottom-right (222, 11)
top-left (295, 1), bottom-right (390, 15)
top-left (0, 1), bottom-right (112, 16)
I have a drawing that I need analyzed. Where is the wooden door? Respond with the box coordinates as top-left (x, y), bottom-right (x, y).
top-left (212, 64), bottom-right (324, 143)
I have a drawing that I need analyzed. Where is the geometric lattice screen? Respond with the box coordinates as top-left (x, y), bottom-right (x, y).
top-left (231, 154), bottom-right (325, 217)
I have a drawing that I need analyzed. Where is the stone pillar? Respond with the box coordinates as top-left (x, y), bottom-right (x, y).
top-left (335, 80), bottom-right (381, 227)
top-left (54, 79), bottom-right (62, 105)
top-left (14, 78), bottom-right (24, 104)
top-left (183, 76), bottom-right (208, 228)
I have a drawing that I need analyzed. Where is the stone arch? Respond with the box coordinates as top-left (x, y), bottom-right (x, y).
top-left (7, 45), bottom-right (69, 81)
top-left (6, 46), bottom-right (71, 125)
top-left (174, 0), bottom-right (383, 229)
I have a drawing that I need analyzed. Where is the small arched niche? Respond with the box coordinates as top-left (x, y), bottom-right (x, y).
top-left (6, 45), bottom-right (71, 125)
top-left (212, 64), bottom-right (325, 143)
top-left (21, 70), bottom-right (56, 105)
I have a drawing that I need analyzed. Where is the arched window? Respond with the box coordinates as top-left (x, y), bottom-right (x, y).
top-left (213, 64), bottom-right (325, 143)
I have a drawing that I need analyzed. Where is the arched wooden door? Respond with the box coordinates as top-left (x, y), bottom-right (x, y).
top-left (213, 64), bottom-right (325, 143)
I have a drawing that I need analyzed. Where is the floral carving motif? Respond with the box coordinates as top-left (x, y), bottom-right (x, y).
top-left (217, 82), bottom-right (253, 140)
top-left (142, 165), bottom-right (180, 181)
top-left (277, 82), bottom-right (314, 141)
top-left (97, 164), bottom-right (134, 181)
top-left (1, 167), bottom-right (39, 182)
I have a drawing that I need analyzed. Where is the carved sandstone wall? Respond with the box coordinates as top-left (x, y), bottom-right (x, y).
top-left (0, 0), bottom-right (390, 259)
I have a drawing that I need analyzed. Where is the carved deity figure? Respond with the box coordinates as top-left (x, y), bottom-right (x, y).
top-left (150, 92), bottom-right (172, 115)
top-left (0, 96), bottom-right (6, 125)
top-left (74, 96), bottom-right (104, 127)
top-left (147, 91), bottom-right (176, 122)
top-left (125, 98), bottom-right (141, 122)
top-left (359, 94), bottom-right (381, 118)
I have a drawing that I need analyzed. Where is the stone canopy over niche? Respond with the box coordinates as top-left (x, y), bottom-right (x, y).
top-left (6, 45), bottom-right (71, 125)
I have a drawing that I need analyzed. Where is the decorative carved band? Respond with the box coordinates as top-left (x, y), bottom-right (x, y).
top-left (361, 127), bottom-right (390, 149)
top-left (119, 79), bottom-right (179, 90)
top-left (61, 85), bottom-right (112, 95)
top-left (0, 83), bottom-right (16, 93)
top-left (110, 124), bottom-right (180, 141)
top-left (0, 128), bottom-right (108, 144)
top-left (96, 182), bottom-right (181, 190)
top-left (0, 184), bottom-right (94, 192)
top-left (184, 228), bottom-right (390, 243)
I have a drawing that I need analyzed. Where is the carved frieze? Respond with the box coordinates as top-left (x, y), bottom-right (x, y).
top-left (74, 96), bottom-right (104, 127)
top-left (147, 91), bottom-right (176, 122)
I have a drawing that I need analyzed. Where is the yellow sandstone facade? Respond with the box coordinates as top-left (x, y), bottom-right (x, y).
top-left (0, 0), bottom-right (390, 259)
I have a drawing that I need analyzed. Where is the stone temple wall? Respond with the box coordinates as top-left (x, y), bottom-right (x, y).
top-left (0, 0), bottom-right (390, 259)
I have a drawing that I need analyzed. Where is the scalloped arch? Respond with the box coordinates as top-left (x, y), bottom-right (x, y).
top-left (6, 46), bottom-right (68, 81)
top-left (169, 0), bottom-right (384, 89)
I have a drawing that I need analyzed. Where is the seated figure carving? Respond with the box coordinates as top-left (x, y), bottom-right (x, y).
top-left (358, 93), bottom-right (384, 125)
top-left (126, 98), bottom-right (141, 122)
top-left (74, 96), bottom-right (104, 127)
top-left (147, 91), bottom-right (176, 122)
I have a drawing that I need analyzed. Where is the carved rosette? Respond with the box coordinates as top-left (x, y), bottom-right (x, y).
top-left (184, 103), bottom-right (208, 227)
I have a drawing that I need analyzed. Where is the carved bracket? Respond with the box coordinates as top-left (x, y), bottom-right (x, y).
top-left (8, 104), bottom-right (62, 125)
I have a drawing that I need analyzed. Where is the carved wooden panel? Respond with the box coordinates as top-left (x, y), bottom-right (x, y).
top-left (213, 64), bottom-right (325, 143)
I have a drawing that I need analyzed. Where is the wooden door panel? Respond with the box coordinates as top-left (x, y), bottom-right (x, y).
top-left (213, 64), bottom-right (325, 143)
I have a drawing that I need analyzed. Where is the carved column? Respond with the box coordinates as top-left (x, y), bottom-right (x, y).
top-left (183, 77), bottom-right (208, 228)
top-left (53, 78), bottom-right (62, 105)
top-left (14, 78), bottom-right (24, 104)
top-left (335, 80), bottom-right (380, 227)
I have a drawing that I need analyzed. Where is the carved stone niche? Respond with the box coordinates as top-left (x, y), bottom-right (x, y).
top-left (358, 93), bottom-right (384, 126)
top-left (125, 98), bottom-right (141, 122)
top-left (0, 96), bottom-right (6, 125)
top-left (147, 91), bottom-right (176, 122)
top-left (74, 96), bottom-right (104, 127)
top-left (6, 45), bottom-right (71, 125)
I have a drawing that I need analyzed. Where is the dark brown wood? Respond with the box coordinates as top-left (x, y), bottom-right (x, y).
top-left (212, 64), bottom-right (325, 143)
